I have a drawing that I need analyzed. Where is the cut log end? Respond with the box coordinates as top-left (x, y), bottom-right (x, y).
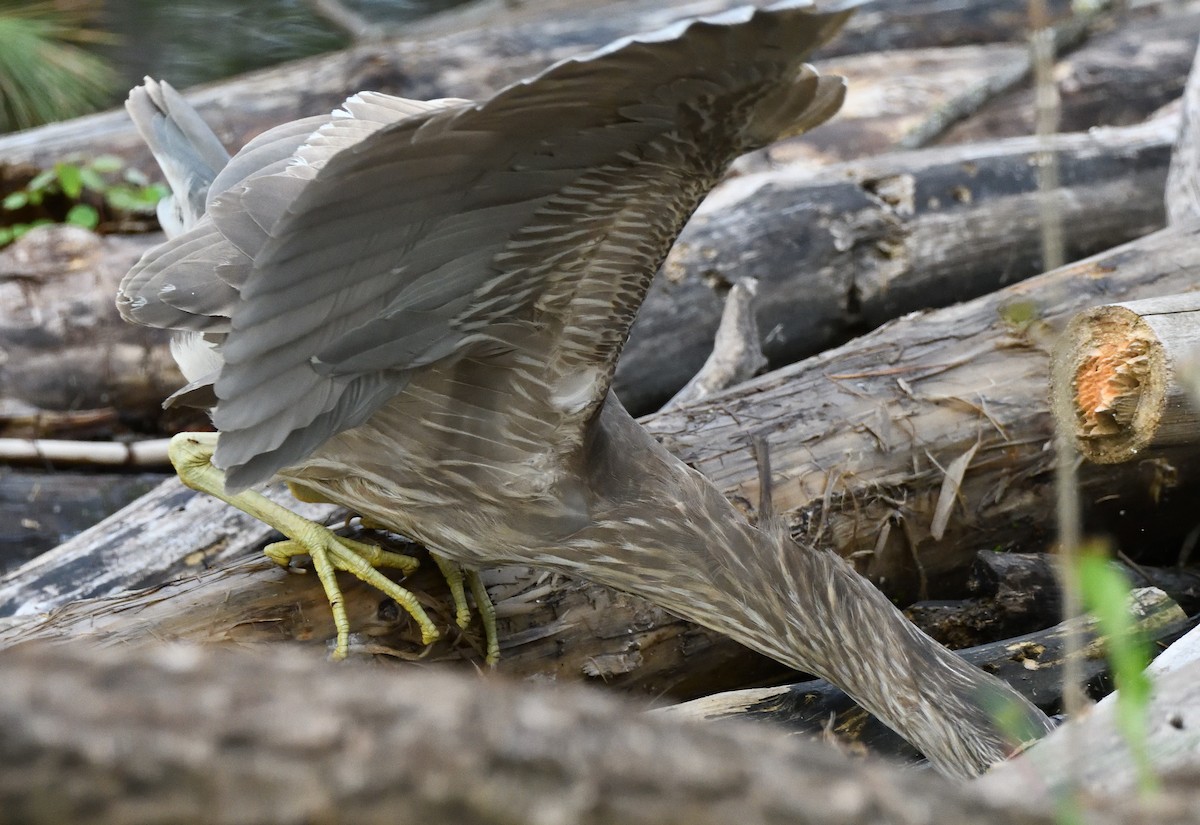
top-left (1059, 305), bottom-right (1166, 463)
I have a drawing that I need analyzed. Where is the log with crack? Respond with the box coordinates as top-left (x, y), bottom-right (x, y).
top-left (6, 218), bottom-right (1200, 698)
top-left (1052, 29), bottom-right (1200, 464)
top-left (1, 117), bottom-right (1172, 420)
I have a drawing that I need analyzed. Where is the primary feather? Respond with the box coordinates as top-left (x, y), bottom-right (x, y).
top-left (119, 0), bottom-right (850, 490)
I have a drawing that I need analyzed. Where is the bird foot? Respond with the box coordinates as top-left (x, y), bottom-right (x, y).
top-left (263, 528), bottom-right (439, 660)
top-left (429, 555), bottom-right (500, 665)
top-left (168, 432), bottom-right (442, 661)
top-left (352, 512), bottom-right (499, 663)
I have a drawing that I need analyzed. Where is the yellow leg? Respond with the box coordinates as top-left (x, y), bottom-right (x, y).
top-left (431, 554), bottom-right (471, 629)
top-left (356, 508), bottom-right (499, 664)
top-left (169, 432), bottom-right (440, 659)
top-left (466, 569), bottom-right (500, 666)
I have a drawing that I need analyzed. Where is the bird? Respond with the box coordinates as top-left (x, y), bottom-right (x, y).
top-left (116, 0), bottom-right (1054, 778)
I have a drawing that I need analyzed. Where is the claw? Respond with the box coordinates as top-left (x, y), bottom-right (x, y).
top-left (169, 432), bottom-right (440, 660)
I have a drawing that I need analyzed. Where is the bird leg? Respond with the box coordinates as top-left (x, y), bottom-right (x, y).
top-left (167, 431), bottom-right (440, 659)
top-left (327, 502), bottom-right (500, 665)
top-left (426, 555), bottom-right (500, 665)
top-left (465, 569), bottom-right (500, 665)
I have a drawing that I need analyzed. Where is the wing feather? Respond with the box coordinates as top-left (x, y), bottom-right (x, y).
top-left (211, 0), bottom-right (854, 484)
top-left (119, 0), bottom-right (856, 488)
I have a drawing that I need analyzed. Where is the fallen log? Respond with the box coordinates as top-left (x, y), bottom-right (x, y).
top-left (0, 41), bottom-right (1034, 200)
top-left (909, 550), bottom-right (1200, 646)
top-left (1049, 17), bottom-right (1200, 465)
top-left (0, 513), bottom-right (798, 699)
top-left (617, 116), bottom-right (1173, 409)
top-left (0, 227), bottom-right (182, 424)
top-left (9, 642), bottom-right (1200, 825)
top-left (422, 0), bottom-right (1088, 57)
top-left (8, 222), bottom-right (1200, 697)
top-left (3, 116), bottom-right (1173, 421)
top-left (0, 0), bottom-right (1095, 176)
top-left (644, 221), bottom-right (1200, 603)
top-left (942, 7), bottom-right (1200, 144)
top-left (0, 466), bottom-right (166, 576)
top-left (664, 587), bottom-right (1194, 763)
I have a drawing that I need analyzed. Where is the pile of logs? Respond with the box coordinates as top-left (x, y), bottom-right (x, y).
top-left (3, 0), bottom-right (1200, 822)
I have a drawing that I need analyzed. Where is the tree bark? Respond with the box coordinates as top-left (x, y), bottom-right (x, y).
top-left (0, 500), bottom-right (798, 699)
top-left (2, 642), bottom-right (1199, 825)
top-left (2, 118), bottom-right (1172, 420)
top-left (0, 227), bottom-right (181, 424)
top-left (647, 221), bottom-right (1200, 599)
top-left (0, 0), bottom-right (1100, 175)
top-left (617, 116), bottom-right (1172, 410)
top-left (942, 7), bottom-right (1200, 145)
top-left (911, 550), bottom-right (1200, 646)
top-left (8, 222), bottom-right (1200, 697)
top-left (0, 41), bottom-right (1035, 188)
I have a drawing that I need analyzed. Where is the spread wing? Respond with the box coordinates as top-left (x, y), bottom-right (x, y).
top-left (120, 0), bottom-right (855, 490)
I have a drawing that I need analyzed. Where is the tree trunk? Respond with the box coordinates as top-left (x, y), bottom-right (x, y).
top-left (1, 641), bottom-right (1198, 825)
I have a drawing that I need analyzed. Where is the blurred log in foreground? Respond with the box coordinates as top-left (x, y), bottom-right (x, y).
top-left (2, 642), bottom-right (1200, 825)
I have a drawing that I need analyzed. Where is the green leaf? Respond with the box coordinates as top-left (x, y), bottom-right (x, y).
top-left (27, 169), bottom-right (56, 193)
top-left (56, 163), bottom-right (84, 200)
top-left (79, 167), bottom-right (107, 193)
top-left (107, 183), bottom-right (164, 214)
top-left (0, 227), bottom-right (14, 246)
top-left (105, 186), bottom-right (138, 212)
top-left (122, 167), bottom-right (150, 186)
top-left (2, 191), bottom-right (29, 210)
top-left (89, 155), bottom-right (123, 174)
top-left (1077, 548), bottom-right (1159, 796)
top-left (65, 203), bottom-right (99, 229)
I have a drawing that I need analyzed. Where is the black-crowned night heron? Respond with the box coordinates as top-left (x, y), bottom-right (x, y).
top-left (116, 0), bottom-right (1054, 777)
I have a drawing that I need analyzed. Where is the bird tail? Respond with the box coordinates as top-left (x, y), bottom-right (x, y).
top-left (125, 78), bottom-right (230, 237)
